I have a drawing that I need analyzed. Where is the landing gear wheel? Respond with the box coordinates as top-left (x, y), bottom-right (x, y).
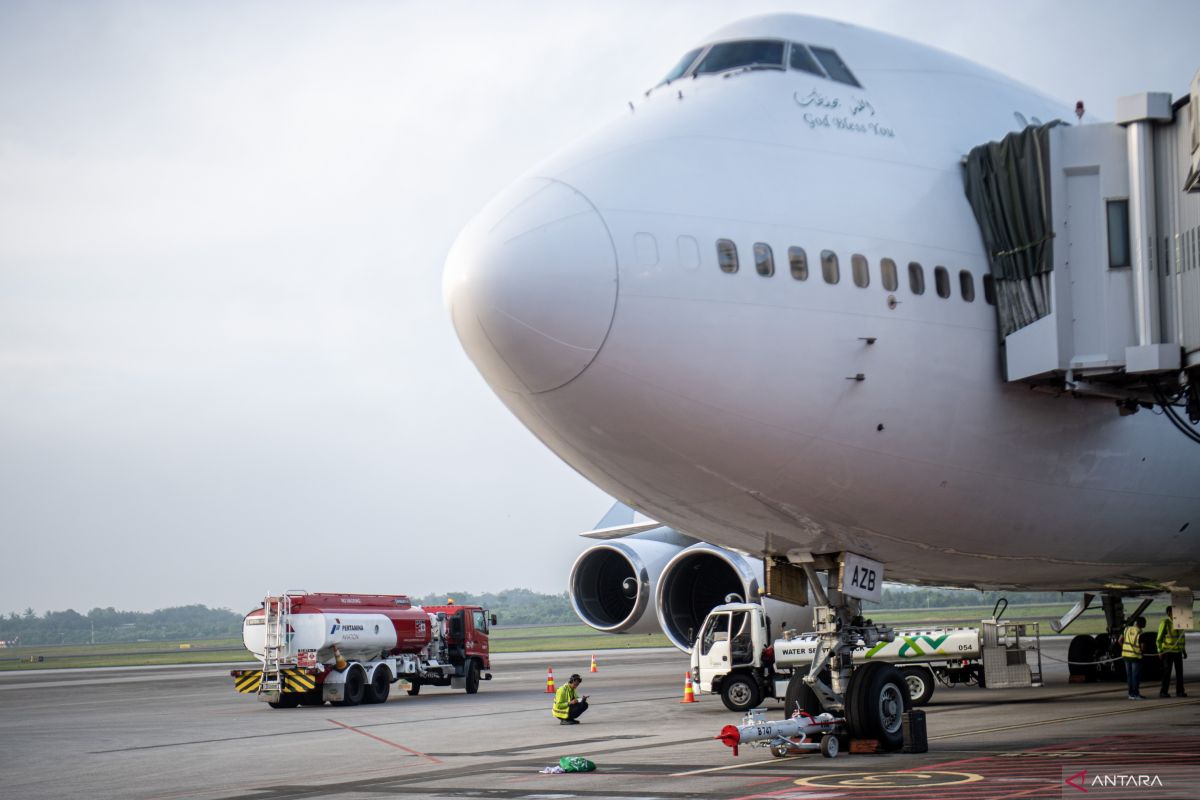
top-left (1139, 632), bottom-right (1161, 682)
top-left (899, 666), bottom-right (935, 706)
top-left (846, 663), bottom-right (910, 751)
top-left (363, 668), bottom-right (391, 704)
top-left (406, 679), bottom-right (421, 696)
top-left (820, 734), bottom-right (839, 759)
top-left (464, 660), bottom-right (481, 695)
top-left (1068, 634), bottom-right (1098, 681)
top-left (333, 666), bottom-right (366, 706)
top-left (720, 674), bottom-right (761, 712)
top-left (784, 671), bottom-right (825, 717)
top-left (268, 694), bottom-right (301, 709)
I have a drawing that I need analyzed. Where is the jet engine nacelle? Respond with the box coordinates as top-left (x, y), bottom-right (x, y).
top-left (656, 542), bottom-right (813, 652)
top-left (567, 528), bottom-right (696, 635)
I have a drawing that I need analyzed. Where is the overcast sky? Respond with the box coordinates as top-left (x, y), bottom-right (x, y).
top-left (2, 1), bottom-right (1197, 614)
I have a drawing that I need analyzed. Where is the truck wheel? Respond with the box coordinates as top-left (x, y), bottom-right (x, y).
top-left (846, 663), bottom-right (909, 751)
top-left (406, 679), bottom-right (421, 696)
top-left (720, 674), bottom-right (761, 712)
top-left (784, 672), bottom-right (823, 717)
top-left (464, 660), bottom-right (481, 695)
top-left (334, 666), bottom-right (366, 706)
top-left (364, 668), bottom-right (391, 704)
top-left (899, 666), bottom-right (935, 706)
top-left (299, 690), bottom-right (325, 706)
top-left (268, 694), bottom-right (301, 709)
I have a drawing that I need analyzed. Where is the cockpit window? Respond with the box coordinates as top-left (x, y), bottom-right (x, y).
top-left (788, 43), bottom-right (824, 77)
top-left (809, 46), bottom-right (860, 87)
top-left (661, 47), bottom-right (702, 84)
top-left (694, 40), bottom-right (785, 76)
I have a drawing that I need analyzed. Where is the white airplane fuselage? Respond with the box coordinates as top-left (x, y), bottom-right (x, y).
top-left (445, 15), bottom-right (1200, 592)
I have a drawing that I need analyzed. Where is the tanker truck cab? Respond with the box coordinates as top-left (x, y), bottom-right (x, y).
top-left (692, 602), bottom-right (772, 712)
top-left (233, 592), bottom-right (496, 708)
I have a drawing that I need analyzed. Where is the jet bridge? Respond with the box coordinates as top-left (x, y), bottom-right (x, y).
top-left (963, 71), bottom-right (1200, 419)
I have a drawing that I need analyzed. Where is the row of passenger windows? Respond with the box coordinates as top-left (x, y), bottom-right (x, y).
top-left (715, 239), bottom-right (996, 305)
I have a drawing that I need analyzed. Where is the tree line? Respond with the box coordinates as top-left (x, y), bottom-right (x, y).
top-left (2, 587), bottom-right (1068, 645)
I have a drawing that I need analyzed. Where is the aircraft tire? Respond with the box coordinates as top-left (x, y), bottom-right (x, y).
top-left (846, 663), bottom-right (909, 751)
top-left (784, 671), bottom-right (824, 717)
top-left (1068, 634), bottom-right (1098, 681)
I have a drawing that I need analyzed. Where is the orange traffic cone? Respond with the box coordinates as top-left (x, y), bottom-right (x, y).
top-left (680, 671), bottom-right (698, 703)
top-left (545, 666), bottom-right (556, 694)
top-left (590, 654), bottom-right (598, 673)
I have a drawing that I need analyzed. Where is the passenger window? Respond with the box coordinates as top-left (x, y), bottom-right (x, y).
top-left (635, 232), bottom-right (658, 266)
top-left (880, 258), bottom-right (898, 292)
top-left (934, 266), bottom-right (950, 298)
top-left (788, 43), bottom-right (824, 76)
top-left (695, 40), bottom-right (785, 75)
top-left (717, 239), bottom-right (739, 274)
top-left (753, 243), bottom-right (775, 276)
top-left (908, 262), bottom-right (925, 295)
top-left (851, 254), bottom-right (869, 288)
top-left (677, 235), bottom-right (701, 270)
top-left (809, 47), bottom-right (861, 87)
top-left (982, 274), bottom-right (996, 305)
top-left (821, 250), bottom-right (839, 284)
top-left (959, 270), bottom-right (976, 302)
top-left (789, 247), bottom-right (808, 281)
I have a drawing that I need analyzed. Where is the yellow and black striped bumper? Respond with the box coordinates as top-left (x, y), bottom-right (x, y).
top-left (233, 669), bottom-right (317, 694)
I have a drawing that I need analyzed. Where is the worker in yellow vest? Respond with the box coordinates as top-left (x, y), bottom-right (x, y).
top-left (1122, 616), bottom-right (1146, 700)
top-left (552, 673), bottom-right (589, 725)
top-left (1157, 607), bottom-right (1188, 698)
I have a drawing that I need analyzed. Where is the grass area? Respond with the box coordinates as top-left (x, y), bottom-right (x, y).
top-left (5, 603), bottom-right (1190, 670)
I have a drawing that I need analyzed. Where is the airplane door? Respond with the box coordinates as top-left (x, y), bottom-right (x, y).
top-left (697, 612), bottom-right (732, 689)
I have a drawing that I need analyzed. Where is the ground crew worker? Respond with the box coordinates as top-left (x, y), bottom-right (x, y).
top-left (1157, 606), bottom-right (1188, 698)
top-left (552, 673), bottom-right (589, 724)
top-left (1122, 616), bottom-right (1146, 700)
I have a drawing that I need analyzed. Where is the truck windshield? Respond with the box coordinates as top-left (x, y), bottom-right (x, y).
top-left (694, 40), bottom-right (785, 75)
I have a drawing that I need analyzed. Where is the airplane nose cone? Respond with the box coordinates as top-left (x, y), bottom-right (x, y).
top-left (444, 178), bottom-right (617, 394)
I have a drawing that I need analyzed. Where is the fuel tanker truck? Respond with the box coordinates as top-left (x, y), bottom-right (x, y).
top-left (231, 592), bottom-right (495, 708)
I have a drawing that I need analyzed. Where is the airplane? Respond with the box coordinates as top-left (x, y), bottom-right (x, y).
top-left (443, 14), bottom-right (1200, 746)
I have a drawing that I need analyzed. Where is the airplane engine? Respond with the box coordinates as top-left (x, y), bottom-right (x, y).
top-left (567, 529), bottom-right (694, 635)
top-left (656, 543), bottom-right (812, 651)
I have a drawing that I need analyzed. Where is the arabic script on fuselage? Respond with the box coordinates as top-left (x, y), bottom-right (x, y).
top-left (794, 89), bottom-right (894, 138)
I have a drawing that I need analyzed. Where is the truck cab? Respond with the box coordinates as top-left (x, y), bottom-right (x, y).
top-left (691, 602), bottom-right (771, 711)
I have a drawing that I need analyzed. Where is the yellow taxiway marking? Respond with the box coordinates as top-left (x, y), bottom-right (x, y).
top-left (929, 696), bottom-right (1200, 741)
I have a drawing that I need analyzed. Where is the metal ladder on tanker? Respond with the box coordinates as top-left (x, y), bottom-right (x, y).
top-left (260, 594), bottom-right (291, 694)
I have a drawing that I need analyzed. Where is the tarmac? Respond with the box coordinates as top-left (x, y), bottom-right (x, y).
top-left (1, 638), bottom-right (1197, 800)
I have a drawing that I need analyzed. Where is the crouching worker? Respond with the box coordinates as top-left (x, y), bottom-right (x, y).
top-left (553, 674), bottom-right (589, 725)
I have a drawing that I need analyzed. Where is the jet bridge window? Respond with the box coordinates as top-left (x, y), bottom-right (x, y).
top-left (959, 270), bottom-right (976, 302)
top-left (908, 262), bottom-right (925, 295)
top-left (851, 254), bottom-right (870, 288)
top-left (789, 246), bottom-right (809, 280)
top-left (694, 40), bottom-right (786, 75)
top-left (717, 239), bottom-right (739, 273)
top-left (754, 243), bottom-right (775, 277)
top-left (934, 266), bottom-right (950, 298)
top-left (661, 47), bottom-right (702, 84)
top-left (809, 46), bottom-right (861, 88)
top-left (1107, 199), bottom-right (1131, 268)
top-left (880, 258), bottom-right (898, 291)
top-left (821, 250), bottom-right (840, 284)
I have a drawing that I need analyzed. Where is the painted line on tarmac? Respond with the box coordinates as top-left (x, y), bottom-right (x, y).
top-left (327, 718), bottom-right (443, 764)
top-left (671, 754), bottom-right (806, 777)
top-left (929, 695), bottom-right (1200, 740)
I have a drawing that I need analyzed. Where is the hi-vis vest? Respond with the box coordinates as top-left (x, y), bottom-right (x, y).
top-left (552, 684), bottom-right (577, 719)
top-left (1121, 625), bottom-right (1142, 659)
top-left (1157, 618), bottom-right (1186, 654)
